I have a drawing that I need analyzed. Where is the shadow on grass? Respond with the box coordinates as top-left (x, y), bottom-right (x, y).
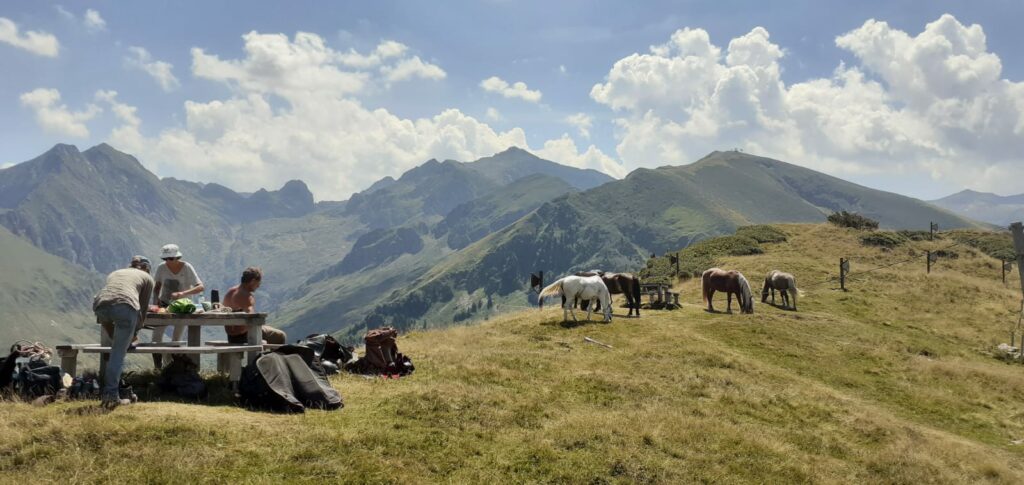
top-left (540, 318), bottom-right (612, 329)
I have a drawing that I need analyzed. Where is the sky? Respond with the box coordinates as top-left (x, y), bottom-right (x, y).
top-left (1, 1), bottom-right (1023, 201)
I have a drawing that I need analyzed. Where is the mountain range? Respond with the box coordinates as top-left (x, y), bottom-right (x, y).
top-left (930, 189), bottom-right (1024, 227)
top-left (0, 144), bottom-right (985, 344)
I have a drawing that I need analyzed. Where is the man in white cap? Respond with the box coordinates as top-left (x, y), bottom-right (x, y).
top-left (93, 255), bottom-right (154, 408)
top-left (149, 243), bottom-right (205, 367)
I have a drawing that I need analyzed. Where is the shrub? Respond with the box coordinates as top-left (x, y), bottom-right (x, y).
top-left (947, 231), bottom-right (1016, 261)
top-left (828, 211), bottom-right (879, 230)
top-left (860, 231), bottom-right (907, 248)
top-left (736, 225), bottom-right (788, 243)
top-left (641, 233), bottom-right (769, 283)
top-left (898, 230), bottom-right (938, 241)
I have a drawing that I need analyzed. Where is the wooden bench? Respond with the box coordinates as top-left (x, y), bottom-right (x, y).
top-left (204, 340), bottom-right (282, 373)
top-left (56, 344), bottom-right (262, 382)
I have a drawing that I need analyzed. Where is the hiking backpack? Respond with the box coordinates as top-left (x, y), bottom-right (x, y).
top-left (345, 327), bottom-right (414, 376)
top-left (238, 346), bottom-right (344, 413)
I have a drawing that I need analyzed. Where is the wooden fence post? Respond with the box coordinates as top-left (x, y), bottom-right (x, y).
top-left (1010, 223), bottom-right (1024, 298)
top-left (927, 251), bottom-right (932, 274)
top-left (839, 258), bottom-right (848, 291)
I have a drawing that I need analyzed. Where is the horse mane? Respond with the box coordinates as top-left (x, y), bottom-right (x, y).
top-left (737, 273), bottom-right (753, 313)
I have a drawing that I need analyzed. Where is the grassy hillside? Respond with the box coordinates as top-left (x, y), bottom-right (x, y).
top-left (0, 226), bottom-right (101, 345)
top-left (3, 224), bottom-right (1023, 483)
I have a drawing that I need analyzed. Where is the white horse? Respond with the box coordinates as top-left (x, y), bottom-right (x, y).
top-left (761, 270), bottom-right (801, 310)
top-left (539, 275), bottom-right (613, 323)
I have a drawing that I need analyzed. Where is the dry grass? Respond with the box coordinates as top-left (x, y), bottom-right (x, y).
top-left (1, 224), bottom-right (1023, 483)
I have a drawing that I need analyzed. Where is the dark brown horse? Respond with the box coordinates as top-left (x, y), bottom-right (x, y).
top-left (701, 268), bottom-right (754, 314)
top-left (564, 270), bottom-right (642, 317)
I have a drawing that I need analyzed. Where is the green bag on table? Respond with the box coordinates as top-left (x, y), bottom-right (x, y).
top-left (167, 298), bottom-right (196, 314)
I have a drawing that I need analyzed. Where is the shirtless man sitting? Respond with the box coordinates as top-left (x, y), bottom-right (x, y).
top-left (222, 267), bottom-right (287, 345)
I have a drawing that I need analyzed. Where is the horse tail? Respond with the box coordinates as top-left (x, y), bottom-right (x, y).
top-left (701, 269), bottom-right (712, 305)
top-left (538, 278), bottom-right (564, 300)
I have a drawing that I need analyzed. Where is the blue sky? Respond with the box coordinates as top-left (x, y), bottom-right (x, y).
top-left (2, 1), bottom-right (1023, 200)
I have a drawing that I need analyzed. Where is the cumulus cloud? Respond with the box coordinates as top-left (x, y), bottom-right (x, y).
top-left (105, 31), bottom-right (613, 200)
top-left (125, 46), bottom-right (180, 91)
top-left (485, 107), bottom-right (503, 121)
top-left (84, 9), bottom-right (106, 32)
top-left (591, 15), bottom-right (1024, 194)
top-left (536, 134), bottom-right (627, 178)
top-left (565, 113), bottom-right (593, 139)
top-left (381, 56), bottom-right (446, 83)
top-left (480, 76), bottom-right (543, 102)
top-left (20, 88), bottom-right (100, 138)
top-left (0, 17), bottom-right (59, 57)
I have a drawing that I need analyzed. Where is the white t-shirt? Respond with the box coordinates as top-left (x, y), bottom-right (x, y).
top-left (154, 261), bottom-right (203, 304)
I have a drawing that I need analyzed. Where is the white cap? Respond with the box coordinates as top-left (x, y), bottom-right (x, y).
top-left (160, 244), bottom-right (182, 259)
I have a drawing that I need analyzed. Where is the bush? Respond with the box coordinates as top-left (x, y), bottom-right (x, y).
top-left (736, 225), bottom-right (788, 243)
top-left (898, 230), bottom-right (938, 241)
top-left (947, 231), bottom-right (1016, 261)
top-left (828, 211), bottom-right (879, 230)
top-left (860, 231), bottom-right (907, 248)
top-left (641, 233), bottom-right (769, 283)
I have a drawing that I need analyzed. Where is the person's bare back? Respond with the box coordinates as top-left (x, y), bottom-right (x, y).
top-left (222, 284), bottom-right (255, 336)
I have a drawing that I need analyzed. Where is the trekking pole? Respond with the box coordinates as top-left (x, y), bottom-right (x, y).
top-left (583, 337), bottom-right (613, 349)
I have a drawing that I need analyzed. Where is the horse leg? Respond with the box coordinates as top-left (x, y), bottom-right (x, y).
top-left (771, 288), bottom-right (776, 305)
top-left (727, 292), bottom-right (733, 314)
top-left (707, 290), bottom-right (715, 312)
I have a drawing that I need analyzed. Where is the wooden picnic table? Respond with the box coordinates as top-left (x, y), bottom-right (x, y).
top-left (140, 312), bottom-right (266, 366)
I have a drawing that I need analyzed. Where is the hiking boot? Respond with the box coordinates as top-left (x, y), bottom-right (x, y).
top-left (101, 397), bottom-right (132, 410)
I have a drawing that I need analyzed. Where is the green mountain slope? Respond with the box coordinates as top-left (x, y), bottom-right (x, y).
top-left (342, 148), bottom-right (613, 230)
top-left (0, 226), bottom-right (101, 345)
top-left (433, 173), bottom-right (577, 250)
top-left (358, 151), bottom-right (986, 331)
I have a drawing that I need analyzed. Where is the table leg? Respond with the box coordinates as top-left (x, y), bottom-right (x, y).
top-left (58, 349), bottom-right (78, 377)
top-left (246, 323), bottom-right (263, 364)
top-left (187, 325), bottom-right (201, 367)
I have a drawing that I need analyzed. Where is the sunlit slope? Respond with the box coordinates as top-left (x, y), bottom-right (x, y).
top-left (1, 224), bottom-right (1022, 483)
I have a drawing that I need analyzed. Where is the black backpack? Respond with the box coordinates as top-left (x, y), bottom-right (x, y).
top-left (17, 360), bottom-right (63, 398)
top-left (300, 334), bottom-right (354, 374)
top-left (238, 347), bottom-right (343, 413)
top-left (157, 355), bottom-right (207, 400)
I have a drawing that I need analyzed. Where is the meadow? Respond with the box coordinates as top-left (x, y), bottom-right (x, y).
top-left (1, 224), bottom-right (1022, 483)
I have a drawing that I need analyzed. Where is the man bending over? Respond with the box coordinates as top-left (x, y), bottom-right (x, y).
top-left (222, 267), bottom-right (287, 345)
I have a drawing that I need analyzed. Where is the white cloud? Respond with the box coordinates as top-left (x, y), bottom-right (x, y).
top-left (84, 9), bottom-right (106, 33)
top-left (55, 6), bottom-right (75, 21)
top-left (565, 113), bottom-right (593, 139)
top-left (559, 64), bottom-right (567, 75)
top-left (125, 46), bottom-right (180, 91)
top-left (480, 76), bottom-right (543, 103)
top-left (536, 134), bottom-right (627, 178)
top-left (591, 15), bottom-right (1024, 194)
top-left (104, 31), bottom-right (613, 200)
top-left (20, 88), bottom-right (100, 138)
top-left (381, 56), bottom-right (446, 83)
top-left (485, 107), bottom-right (502, 121)
top-left (0, 17), bottom-right (59, 57)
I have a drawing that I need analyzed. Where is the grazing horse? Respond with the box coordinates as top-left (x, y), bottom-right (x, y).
top-left (701, 268), bottom-right (754, 314)
top-left (761, 270), bottom-right (800, 310)
top-left (540, 275), bottom-right (613, 323)
top-left (570, 271), bottom-right (643, 317)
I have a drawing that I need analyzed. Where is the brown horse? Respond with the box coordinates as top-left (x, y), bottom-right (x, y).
top-left (701, 268), bottom-right (754, 314)
top-left (567, 271), bottom-right (642, 317)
